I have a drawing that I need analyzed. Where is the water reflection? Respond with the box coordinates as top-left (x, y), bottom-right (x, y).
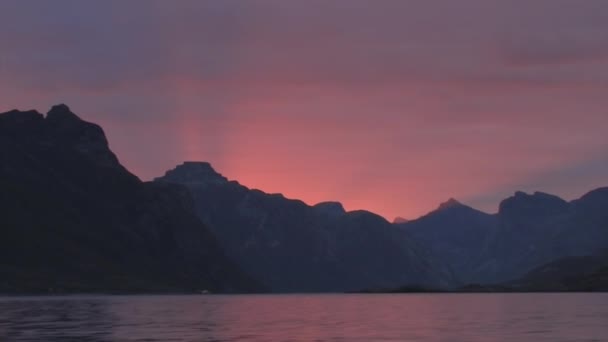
top-left (0, 293), bottom-right (607, 341)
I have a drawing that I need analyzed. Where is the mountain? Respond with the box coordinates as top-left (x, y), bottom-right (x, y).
top-left (312, 201), bottom-right (346, 218)
top-left (364, 250), bottom-right (608, 293)
top-left (399, 190), bottom-right (608, 285)
top-left (393, 217), bottom-right (409, 224)
top-left (155, 162), bottom-right (456, 292)
top-left (499, 191), bottom-right (570, 223)
top-left (507, 250), bottom-right (608, 291)
top-left (477, 189), bottom-right (608, 283)
top-left (396, 199), bottom-right (498, 283)
top-left (4, 104), bottom-right (606, 294)
top-left (0, 105), bottom-right (259, 294)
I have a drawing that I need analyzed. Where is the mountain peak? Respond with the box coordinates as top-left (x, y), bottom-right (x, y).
top-left (506, 190), bottom-right (567, 204)
top-left (574, 187), bottom-right (608, 209)
top-left (393, 216), bottom-right (410, 224)
top-left (46, 104), bottom-right (81, 122)
top-left (183, 161), bottom-right (214, 168)
top-left (437, 198), bottom-right (464, 211)
top-left (157, 161), bottom-right (229, 185)
top-left (313, 201), bottom-right (346, 217)
top-left (1, 105), bottom-right (120, 168)
top-left (499, 190), bottom-right (569, 218)
top-left (0, 109), bottom-right (44, 128)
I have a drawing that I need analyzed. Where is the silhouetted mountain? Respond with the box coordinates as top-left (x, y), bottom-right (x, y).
top-left (399, 190), bottom-right (608, 285)
top-left (397, 199), bottom-right (498, 283)
top-left (393, 217), bottom-right (409, 224)
top-left (313, 202), bottom-right (346, 218)
top-left (478, 189), bottom-right (608, 283)
top-left (4, 104), bottom-right (606, 294)
top-left (507, 250), bottom-right (608, 291)
top-left (0, 105), bottom-right (259, 294)
top-left (437, 198), bottom-right (466, 211)
top-left (499, 191), bottom-right (570, 223)
top-left (364, 250), bottom-right (608, 293)
top-left (156, 163), bottom-right (456, 292)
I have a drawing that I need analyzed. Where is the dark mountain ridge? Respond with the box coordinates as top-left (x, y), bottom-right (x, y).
top-left (0, 105), bottom-right (259, 293)
top-left (3, 103), bottom-right (607, 294)
top-left (158, 157), bottom-right (608, 291)
top-left (399, 198), bottom-right (498, 283)
top-left (398, 188), bottom-right (608, 285)
top-left (156, 162), bottom-right (456, 292)
top-left (507, 249), bottom-right (608, 291)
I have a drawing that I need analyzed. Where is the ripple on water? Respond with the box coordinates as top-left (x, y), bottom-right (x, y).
top-left (0, 293), bottom-right (607, 342)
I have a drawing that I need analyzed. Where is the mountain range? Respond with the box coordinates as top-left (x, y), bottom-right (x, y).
top-left (2, 104), bottom-right (607, 293)
top-left (155, 162), bottom-right (455, 292)
top-left (0, 105), bottom-right (259, 293)
top-left (398, 189), bottom-right (608, 285)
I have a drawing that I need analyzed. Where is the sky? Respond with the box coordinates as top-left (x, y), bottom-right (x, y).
top-left (1, 0), bottom-right (608, 220)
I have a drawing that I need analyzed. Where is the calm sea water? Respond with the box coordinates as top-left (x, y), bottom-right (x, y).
top-left (0, 293), bottom-right (607, 341)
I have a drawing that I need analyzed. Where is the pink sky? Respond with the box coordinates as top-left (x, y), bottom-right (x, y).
top-left (1, 0), bottom-right (608, 220)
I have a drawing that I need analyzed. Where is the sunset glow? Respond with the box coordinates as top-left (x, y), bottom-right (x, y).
top-left (2, 0), bottom-right (608, 219)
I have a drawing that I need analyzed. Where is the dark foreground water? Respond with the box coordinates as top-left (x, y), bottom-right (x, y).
top-left (1, 293), bottom-right (607, 341)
